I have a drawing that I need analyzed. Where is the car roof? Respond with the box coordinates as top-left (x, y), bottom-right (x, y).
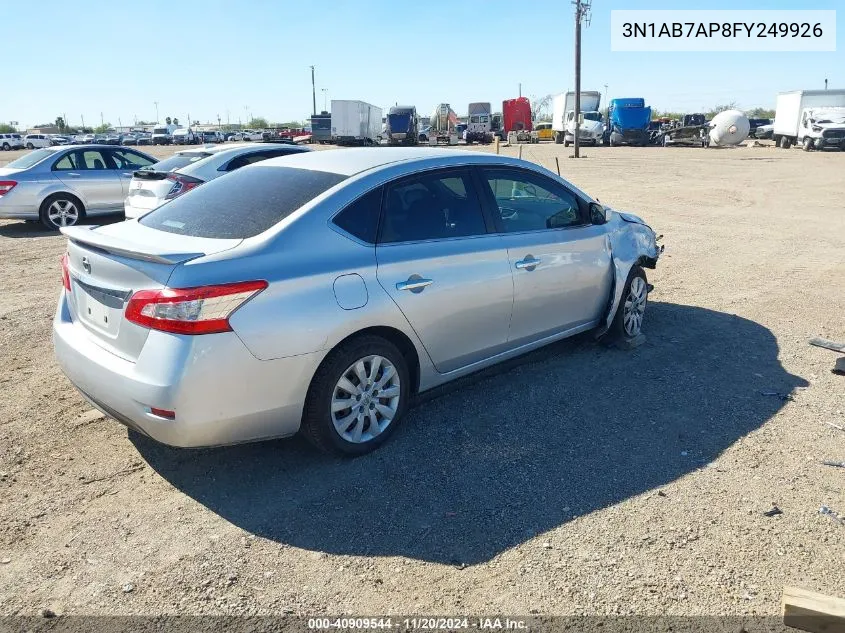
top-left (259, 147), bottom-right (491, 176)
top-left (176, 142), bottom-right (307, 157)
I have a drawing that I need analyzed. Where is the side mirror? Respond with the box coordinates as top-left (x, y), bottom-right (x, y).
top-left (590, 202), bottom-right (607, 224)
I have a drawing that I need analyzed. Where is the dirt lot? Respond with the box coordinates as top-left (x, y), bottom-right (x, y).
top-left (1, 142), bottom-right (844, 617)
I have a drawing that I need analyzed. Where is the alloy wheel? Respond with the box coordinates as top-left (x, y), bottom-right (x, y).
top-left (47, 199), bottom-right (80, 228)
top-left (623, 276), bottom-right (648, 337)
top-left (330, 355), bottom-right (401, 444)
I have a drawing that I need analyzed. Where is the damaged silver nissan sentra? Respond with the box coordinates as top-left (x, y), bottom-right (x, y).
top-left (53, 148), bottom-right (661, 455)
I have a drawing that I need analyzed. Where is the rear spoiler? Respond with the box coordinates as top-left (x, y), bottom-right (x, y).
top-left (60, 226), bottom-right (205, 265)
top-left (132, 170), bottom-right (170, 180)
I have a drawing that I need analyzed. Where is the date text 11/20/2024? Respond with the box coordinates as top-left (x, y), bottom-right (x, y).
top-left (307, 617), bottom-right (529, 630)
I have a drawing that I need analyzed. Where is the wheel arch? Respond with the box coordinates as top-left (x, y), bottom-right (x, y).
top-left (324, 326), bottom-right (421, 396)
top-left (39, 190), bottom-right (87, 218)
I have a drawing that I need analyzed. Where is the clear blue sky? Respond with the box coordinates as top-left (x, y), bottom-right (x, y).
top-left (3, 0), bottom-right (841, 128)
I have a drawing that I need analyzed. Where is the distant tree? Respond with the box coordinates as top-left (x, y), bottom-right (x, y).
top-left (705, 102), bottom-right (738, 118)
top-left (165, 117), bottom-right (172, 125)
top-left (94, 123), bottom-right (112, 133)
top-left (248, 117), bottom-right (269, 129)
top-left (55, 116), bottom-right (66, 132)
top-left (173, 117), bottom-right (179, 126)
top-left (0, 123), bottom-right (16, 133)
top-left (745, 106), bottom-right (776, 119)
top-left (530, 94), bottom-right (553, 122)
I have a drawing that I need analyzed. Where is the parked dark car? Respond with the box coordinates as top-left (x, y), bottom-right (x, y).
top-left (748, 118), bottom-right (773, 139)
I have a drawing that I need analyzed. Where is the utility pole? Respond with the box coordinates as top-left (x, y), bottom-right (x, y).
top-left (518, 83), bottom-right (522, 98)
top-left (81, 115), bottom-right (85, 130)
top-left (321, 88), bottom-right (328, 112)
top-left (310, 65), bottom-right (317, 116)
top-left (825, 78), bottom-right (828, 90)
top-left (573, 0), bottom-right (591, 158)
top-left (154, 101), bottom-right (159, 123)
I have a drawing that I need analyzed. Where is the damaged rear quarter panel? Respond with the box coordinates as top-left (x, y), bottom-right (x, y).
top-left (598, 210), bottom-right (662, 335)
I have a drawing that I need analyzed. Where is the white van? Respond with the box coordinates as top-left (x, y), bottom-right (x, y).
top-left (24, 134), bottom-right (53, 149)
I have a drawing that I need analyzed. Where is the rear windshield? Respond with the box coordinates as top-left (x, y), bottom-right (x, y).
top-left (149, 151), bottom-right (212, 172)
top-left (6, 149), bottom-right (55, 169)
top-left (139, 165), bottom-right (347, 239)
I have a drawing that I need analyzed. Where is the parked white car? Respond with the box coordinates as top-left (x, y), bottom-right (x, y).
top-left (23, 134), bottom-right (53, 149)
top-left (229, 129), bottom-right (263, 142)
top-left (124, 143), bottom-right (310, 218)
top-left (0, 133), bottom-right (25, 150)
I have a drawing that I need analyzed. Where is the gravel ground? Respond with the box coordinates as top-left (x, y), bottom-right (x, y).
top-left (0, 142), bottom-right (843, 617)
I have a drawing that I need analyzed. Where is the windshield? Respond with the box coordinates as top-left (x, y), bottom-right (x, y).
top-left (139, 165), bottom-right (347, 239)
top-left (147, 151), bottom-right (213, 172)
top-left (152, 128), bottom-right (168, 135)
top-left (584, 112), bottom-right (602, 122)
top-left (5, 149), bottom-right (55, 169)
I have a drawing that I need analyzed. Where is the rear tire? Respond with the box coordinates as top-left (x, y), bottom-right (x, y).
top-left (607, 266), bottom-right (649, 342)
top-left (39, 194), bottom-right (84, 231)
top-left (301, 335), bottom-right (411, 456)
top-left (26, 143), bottom-right (34, 149)
top-left (2, 143), bottom-right (9, 151)
top-left (779, 136), bottom-right (792, 149)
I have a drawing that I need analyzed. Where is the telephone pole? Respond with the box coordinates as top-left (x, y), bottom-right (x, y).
top-left (310, 65), bottom-right (317, 116)
top-left (573, 0), bottom-right (591, 158)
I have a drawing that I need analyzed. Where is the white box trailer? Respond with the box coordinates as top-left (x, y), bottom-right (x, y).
top-left (331, 100), bottom-right (383, 145)
top-left (773, 89), bottom-right (845, 148)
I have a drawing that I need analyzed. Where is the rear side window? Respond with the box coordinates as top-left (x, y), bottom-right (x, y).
top-left (332, 187), bottom-right (382, 244)
top-left (140, 165), bottom-right (347, 239)
top-left (379, 170), bottom-right (487, 244)
top-left (5, 148), bottom-right (54, 169)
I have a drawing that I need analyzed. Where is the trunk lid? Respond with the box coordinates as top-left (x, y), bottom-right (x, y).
top-left (61, 224), bottom-right (241, 361)
top-left (125, 172), bottom-right (177, 212)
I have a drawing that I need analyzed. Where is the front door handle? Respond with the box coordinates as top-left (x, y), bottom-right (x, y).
top-left (121, 172), bottom-right (133, 178)
top-left (396, 277), bottom-right (433, 293)
top-left (514, 256), bottom-right (541, 270)
top-left (67, 172), bottom-right (81, 178)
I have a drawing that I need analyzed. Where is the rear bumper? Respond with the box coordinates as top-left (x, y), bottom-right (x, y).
top-left (53, 291), bottom-right (324, 447)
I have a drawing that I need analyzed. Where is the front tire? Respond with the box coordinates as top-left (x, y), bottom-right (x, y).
top-left (39, 194), bottom-right (84, 230)
top-left (26, 143), bottom-right (34, 149)
top-left (301, 335), bottom-right (410, 455)
top-left (803, 137), bottom-right (814, 152)
top-left (608, 266), bottom-right (649, 341)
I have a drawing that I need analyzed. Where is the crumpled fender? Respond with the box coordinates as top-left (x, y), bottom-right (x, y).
top-left (596, 209), bottom-right (662, 336)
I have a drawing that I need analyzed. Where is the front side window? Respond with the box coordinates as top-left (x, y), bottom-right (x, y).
top-left (110, 149), bottom-right (155, 170)
top-left (481, 168), bottom-right (583, 232)
top-left (380, 170), bottom-right (487, 244)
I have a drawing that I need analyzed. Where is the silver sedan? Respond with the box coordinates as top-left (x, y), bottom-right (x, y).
top-left (53, 148), bottom-right (661, 455)
top-left (0, 145), bottom-right (157, 230)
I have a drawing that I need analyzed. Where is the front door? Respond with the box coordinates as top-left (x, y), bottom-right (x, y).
top-left (477, 166), bottom-right (612, 346)
top-left (375, 168), bottom-right (514, 373)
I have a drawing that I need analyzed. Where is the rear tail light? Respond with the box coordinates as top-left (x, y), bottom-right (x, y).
top-left (125, 280), bottom-right (267, 335)
top-left (0, 180), bottom-right (17, 196)
top-left (60, 253), bottom-right (71, 291)
top-left (164, 174), bottom-right (203, 200)
top-left (149, 407), bottom-right (176, 420)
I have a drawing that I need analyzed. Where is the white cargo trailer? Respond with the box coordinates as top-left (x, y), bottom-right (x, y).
top-left (773, 89), bottom-right (845, 149)
top-left (331, 100), bottom-right (383, 145)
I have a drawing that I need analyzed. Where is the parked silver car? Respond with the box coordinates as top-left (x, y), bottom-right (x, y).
top-left (53, 148), bottom-right (661, 454)
top-left (0, 145), bottom-right (157, 229)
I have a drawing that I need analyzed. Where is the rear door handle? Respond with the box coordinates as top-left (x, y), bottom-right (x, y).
top-left (121, 172), bottom-right (133, 178)
top-left (67, 172), bottom-right (81, 178)
top-left (514, 256), bottom-right (541, 270)
top-left (396, 277), bottom-right (433, 292)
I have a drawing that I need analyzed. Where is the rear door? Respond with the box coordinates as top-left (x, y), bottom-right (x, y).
top-left (477, 166), bottom-right (612, 346)
top-left (52, 149), bottom-right (123, 212)
top-left (375, 168), bottom-right (514, 373)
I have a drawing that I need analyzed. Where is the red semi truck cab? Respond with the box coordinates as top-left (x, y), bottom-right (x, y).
top-left (503, 97), bottom-right (533, 133)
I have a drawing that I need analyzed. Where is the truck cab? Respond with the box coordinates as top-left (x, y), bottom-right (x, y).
top-left (607, 98), bottom-right (651, 146)
top-left (798, 107), bottom-right (845, 151)
top-left (386, 106), bottom-right (418, 145)
top-left (563, 110), bottom-right (605, 146)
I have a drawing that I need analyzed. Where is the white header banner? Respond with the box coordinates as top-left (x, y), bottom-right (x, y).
top-left (610, 10), bottom-right (836, 52)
